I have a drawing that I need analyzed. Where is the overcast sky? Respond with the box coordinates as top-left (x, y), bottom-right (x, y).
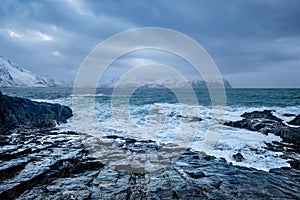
top-left (0, 0), bottom-right (300, 88)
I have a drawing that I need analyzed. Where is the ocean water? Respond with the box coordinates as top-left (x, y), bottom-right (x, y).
top-left (1, 87), bottom-right (300, 171)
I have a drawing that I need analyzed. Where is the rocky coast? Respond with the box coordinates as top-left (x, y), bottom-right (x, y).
top-left (224, 110), bottom-right (300, 170)
top-left (0, 92), bottom-right (300, 199)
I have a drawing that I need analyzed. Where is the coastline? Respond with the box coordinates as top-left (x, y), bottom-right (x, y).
top-left (0, 92), bottom-right (300, 199)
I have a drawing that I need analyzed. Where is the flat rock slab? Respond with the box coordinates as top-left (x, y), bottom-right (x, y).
top-left (0, 128), bottom-right (300, 199)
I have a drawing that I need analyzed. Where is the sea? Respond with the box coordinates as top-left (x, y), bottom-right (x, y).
top-left (1, 87), bottom-right (300, 171)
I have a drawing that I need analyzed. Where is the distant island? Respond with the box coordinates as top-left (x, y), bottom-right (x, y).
top-left (100, 77), bottom-right (232, 89)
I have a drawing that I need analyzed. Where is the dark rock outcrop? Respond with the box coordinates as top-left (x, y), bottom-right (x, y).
top-left (1, 129), bottom-right (300, 199)
top-left (0, 91), bottom-right (72, 133)
top-left (224, 118), bottom-right (281, 134)
top-left (288, 114), bottom-right (300, 126)
top-left (241, 110), bottom-right (282, 122)
top-left (225, 110), bottom-right (300, 169)
top-left (224, 110), bottom-right (300, 145)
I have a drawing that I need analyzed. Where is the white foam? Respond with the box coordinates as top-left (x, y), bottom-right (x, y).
top-left (71, 93), bottom-right (107, 98)
top-left (31, 97), bottom-right (71, 107)
top-left (192, 127), bottom-right (290, 171)
top-left (52, 96), bottom-right (299, 171)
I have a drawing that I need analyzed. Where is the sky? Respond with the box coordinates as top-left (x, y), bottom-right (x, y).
top-left (0, 0), bottom-right (300, 88)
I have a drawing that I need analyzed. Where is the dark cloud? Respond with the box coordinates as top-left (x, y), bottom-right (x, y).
top-left (0, 0), bottom-right (299, 87)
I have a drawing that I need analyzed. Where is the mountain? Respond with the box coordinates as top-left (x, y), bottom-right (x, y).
top-left (189, 78), bottom-right (232, 89)
top-left (101, 77), bottom-right (232, 89)
top-left (0, 55), bottom-right (58, 87)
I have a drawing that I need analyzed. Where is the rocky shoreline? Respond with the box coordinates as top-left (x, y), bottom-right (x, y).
top-left (0, 91), bottom-right (72, 133)
top-left (0, 93), bottom-right (300, 199)
top-left (224, 110), bottom-right (300, 169)
top-left (1, 128), bottom-right (300, 199)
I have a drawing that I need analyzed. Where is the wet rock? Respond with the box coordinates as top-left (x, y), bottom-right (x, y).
top-left (265, 141), bottom-right (300, 170)
top-left (241, 110), bottom-right (283, 122)
top-left (225, 110), bottom-right (300, 169)
top-left (289, 159), bottom-right (300, 169)
top-left (1, 127), bottom-right (300, 199)
top-left (274, 127), bottom-right (300, 145)
top-left (0, 92), bottom-right (72, 133)
top-left (185, 169), bottom-right (206, 178)
top-left (0, 135), bottom-right (9, 145)
top-left (227, 118), bottom-right (300, 147)
top-left (233, 153), bottom-right (245, 162)
top-left (0, 157), bottom-right (32, 179)
top-left (0, 128), bottom-right (102, 199)
top-left (283, 113), bottom-right (296, 117)
top-left (74, 158), bottom-right (104, 173)
top-left (225, 110), bottom-right (300, 146)
top-left (189, 116), bottom-right (202, 122)
top-left (288, 114), bottom-right (300, 126)
top-left (176, 114), bottom-right (202, 122)
top-left (224, 118), bottom-right (282, 133)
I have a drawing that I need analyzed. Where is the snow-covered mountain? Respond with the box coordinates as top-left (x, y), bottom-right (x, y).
top-left (0, 55), bottom-right (58, 87)
top-left (189, 78), bottom-right (232, 89)
top-left (101, 77), bottom-right (232, 89)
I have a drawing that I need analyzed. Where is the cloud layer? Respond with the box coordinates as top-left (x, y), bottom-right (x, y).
top-left (0, 0), bottom-right (299, 87)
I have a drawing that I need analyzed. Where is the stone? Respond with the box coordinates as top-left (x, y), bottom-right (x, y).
top-left (288, 114), bottom-right (300, 126)
top-left (176, 114), bottom-right (202, 122)
top-left (233, 153), bottom-right (245, 162)
top-left (241, 110), bottom-right (282, 122)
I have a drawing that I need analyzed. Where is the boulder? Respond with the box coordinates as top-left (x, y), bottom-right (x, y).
top-left (288, 114), bottom-right (300, 126)
top-left (176, 115), bottom-right (202, 122)
top-left (233, 153), bottom-right (245, 162)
